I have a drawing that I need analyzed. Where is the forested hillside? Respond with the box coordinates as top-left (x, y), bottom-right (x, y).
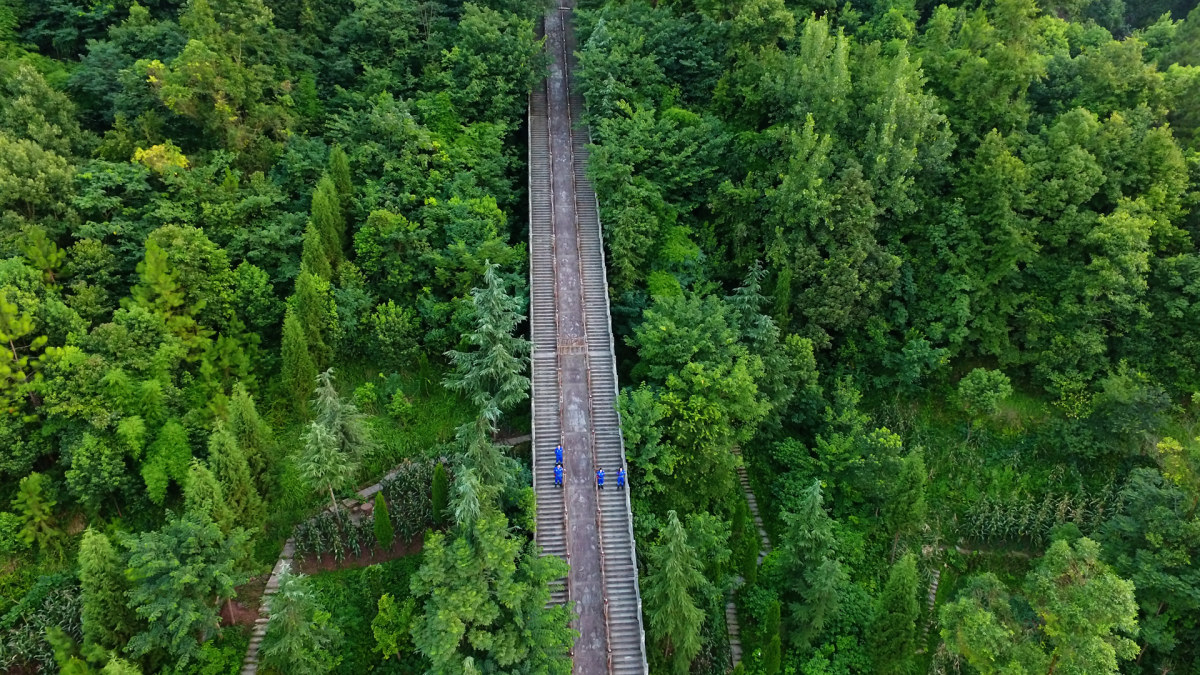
top-left (575, 0), bottom-right (1200, 673)
top-left (0, 0), bottom-right (568, 673)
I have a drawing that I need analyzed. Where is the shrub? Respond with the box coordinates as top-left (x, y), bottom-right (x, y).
top-left (373, 493), bottom-right (394, 550)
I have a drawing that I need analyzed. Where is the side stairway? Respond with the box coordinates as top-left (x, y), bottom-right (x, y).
top-left (528, 3), bottom-right (648, 674)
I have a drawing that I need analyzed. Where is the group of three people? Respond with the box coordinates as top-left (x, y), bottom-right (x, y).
top-left (553, 444), bottom-right (625, 489)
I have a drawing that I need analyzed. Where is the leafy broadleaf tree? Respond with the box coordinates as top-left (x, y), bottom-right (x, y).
top-left (444, 261), bottom-right (530, 416)
top-left (259, 562), bottom-right (340, 675)
top-left (868, 553), bottom-right (920, 675)
top-left (122, 513), bottom-right (249, 667)
top-left (941, 537), bottom-right (1139, 675)
top-left (373, 593), bottom-right (417, 662)
top-left (642, 510), bottom-right (705, 675)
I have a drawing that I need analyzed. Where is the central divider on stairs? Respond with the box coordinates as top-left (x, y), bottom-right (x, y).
top-left (528, 3), bottom-right (648, 674)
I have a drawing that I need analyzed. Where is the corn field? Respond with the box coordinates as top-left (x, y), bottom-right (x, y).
top-left (962, 483), bottom-right (1124, 547)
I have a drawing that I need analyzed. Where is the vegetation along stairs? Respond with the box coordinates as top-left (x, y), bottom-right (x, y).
top-left (727, 447), bottom-right (773, 670)
top-left (528, 2), bottom-right (648, 674)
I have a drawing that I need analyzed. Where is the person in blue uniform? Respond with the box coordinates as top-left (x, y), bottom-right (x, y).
top-left (617, 467), bottom-right (625, 489)
top-left (555, 444), bottom-right (563, 466)
top-left (597, 467), bottom-right (605, 489)
top-left (554, 463), bottom-right (563, 488)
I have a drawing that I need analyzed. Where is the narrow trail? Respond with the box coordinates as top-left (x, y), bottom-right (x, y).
top-left (528, 2), bottom-right (647, 674)
top-left (728, 448), bottom-right (772, 670)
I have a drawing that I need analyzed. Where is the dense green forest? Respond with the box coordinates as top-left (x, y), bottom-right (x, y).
top-left (575, 0), bottom-right (1200, 673)
top-left (0, 0), bottom-right (567, 672)
top-left (3, 0), bottom-right (1200, 674)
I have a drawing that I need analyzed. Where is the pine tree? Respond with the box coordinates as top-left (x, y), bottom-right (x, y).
top-left (292, 268), bottom-right (336, 368)
top-left (763, 600), bottom-right (781, 675)
top-left (301, 221), bottom-right (332, 280)
top-left (260, 562), bottom-right (340, 674)
top-left (884, 450), bottom-right (927, 559)
top-left (373, 492), bottom-right (394, 551)
top-left (299, 421), bottom-right (357, 514)
top-left (123, 514), bottom-right (249, 666)
top-left (281, 308), bottom-right (317, 419)
top-left (328, 144), bottom-right (353, 223)
top-left (444, 261), bottom-right (530, 416)
top-left (12, 472), bottom-right (62, 557)
top-left (781, 480), bottom-right (846, 648)
top-left (410, 511), bottom-right (573, 673)
top-left (432, 463), bottom-right (449, 528)
top-left (311, 174), bottom-right (344, 268)
top-left (227, 382), bottom-right (274, 485)
top-left (184, 459), bottom-right (234, 533)
top-left (128, 238), bottom-right (209, 354)
top-left (869, 553), bottom-right (920, 675)
top-left (207, 422), bottom-right (263, 530)
top-left (642, 510), bottom-right (705, 675)
top-left (79, 528), bottom-right (135, 650)
top-left (311, 368), bottom-right (372, 459)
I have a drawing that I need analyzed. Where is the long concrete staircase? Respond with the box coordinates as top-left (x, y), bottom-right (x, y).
top-left (529, 2), bottom-right (648, 674)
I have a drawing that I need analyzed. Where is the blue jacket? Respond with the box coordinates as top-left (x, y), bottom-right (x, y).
top-left (555, 446), bottom-right (563, 463)
top-left (554, 465), bottom-right (563, 481)
top-left (597, 469), bottom-right (605, 485)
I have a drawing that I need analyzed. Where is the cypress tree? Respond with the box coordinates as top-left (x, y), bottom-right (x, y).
top-left (208, 422), bottom-right (264, 530)
top-left (79, 528), bottom-right (135, 650)
top-left (431, 462), bottom-right (449, 527)
top-left (310, 174), bottom-right (343, 268)
top-left (281, 308), bottom-right (317, 419)
top-left (642, 510), bottom-right (705, 675)
top-left (763, 600), bottom-right (781, 675)
top-left (293, 268), bottom-right (335, 368)
top-left (868, 553), bottom-right (920, 675)
top-left (373, 492), bottom-right (394, 551)
top-left (301, 220), bottom-right (332, 280)
top-left (184, 459), bottom-right (234, 533)
top-left (884, 450), bottom-right (927, 559)
top-left (227, 383), bottom-right (274, 485)
top-left (328, 144), bottom-right (353, 223)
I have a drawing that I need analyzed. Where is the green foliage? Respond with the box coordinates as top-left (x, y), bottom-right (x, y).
top-left (431, 462), bottom-right (449, 528)
top-left (78, 529), bottom-right (134, 652)
top-left (867, 553), bottom-right (919, 675)
top-left (957, 368), bottom-right (1014, 420)
top-left (410, 511), bottom-right (573, 674)
top-left (643, 510), bottom-right (705, 675)
top-left (941, 537), bottom-right (1139, 675)
top-left (372, 593), bottom-right (416, 661)
top-left (373, 492), bottom-right (394, 550)
top-left (444, 261), bottom-right (530, 417)
top-left (310, 175), bottom-right (344, 270)
top-left (260, 562), bottom-right (341, 675)
top-left (207, 421), bottom-right (264, 531)
top-left (122, 513), bottom-right (249, 667)
top-left (370, 300), bottom-right (418, 371)
top-left (11, 472), bottom-right (61, 558)
top-left (281, 307), bottom-right (317, 419)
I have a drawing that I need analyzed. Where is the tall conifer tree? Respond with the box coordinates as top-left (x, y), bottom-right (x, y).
top-left (868, 553), bottom-right (920, 675)
top-left (445, 261), bottom-right (530, 416)
top-left (79, 528), bottom-right (135, 651)
top-left (642, 510), bottom-right (705, 675)
top-left (281, 308), bottom-right (317, 419)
